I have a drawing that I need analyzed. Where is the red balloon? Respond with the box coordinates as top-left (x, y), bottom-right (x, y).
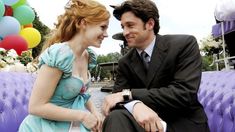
top-left (0, 35), bottom-right (28, 55)
top-left (4, 5), bottom-right (13, 16)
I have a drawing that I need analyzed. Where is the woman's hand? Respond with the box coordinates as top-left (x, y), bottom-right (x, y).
top-left (85, 99), bottom-right (104, 131)
top-left (91, 111), bottom-right (104, 132)
top-left (81, 112), bottom-right (98, 130)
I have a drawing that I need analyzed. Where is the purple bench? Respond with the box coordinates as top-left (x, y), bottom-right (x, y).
top-left (198, 70), bottom-right (235, 132)
top-left (0, 72), bottom-right (36, 132)
top-left (1, 71), bottom-right (235, 132)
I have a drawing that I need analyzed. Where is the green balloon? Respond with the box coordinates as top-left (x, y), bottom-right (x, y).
top-left (13, 5), bottom-right (35, 25)
top-left (0, 0), bottom-right (5, 17)
top-left (12, 0), bottom-right (26, 9)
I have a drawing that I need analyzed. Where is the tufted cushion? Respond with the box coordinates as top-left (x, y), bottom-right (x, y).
top-left (1, 70), bottom-right (235, 132)
top-left (198, 70), bottom-right (235, 132)
top-left (0, 72), bottom-right (36, 132)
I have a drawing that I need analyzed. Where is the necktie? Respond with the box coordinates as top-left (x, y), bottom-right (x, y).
top-left (141, 51), bottom-right (150, 70)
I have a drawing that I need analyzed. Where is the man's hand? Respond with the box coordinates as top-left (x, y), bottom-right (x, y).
top-left (133, 102), bottom-right (164, 132)
top-left (102, 92), bottom-right (123, 116)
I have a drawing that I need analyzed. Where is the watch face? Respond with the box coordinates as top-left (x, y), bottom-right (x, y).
top-left (123, 95), bottom-right (129, 101)
top-left (122, 89), bottom-right (130, 101)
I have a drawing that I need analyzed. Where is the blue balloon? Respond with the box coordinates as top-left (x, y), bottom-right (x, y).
top-left (0, 0), bottom-right (5, 17)
top-left (0, 16), bottom-right (21, 38)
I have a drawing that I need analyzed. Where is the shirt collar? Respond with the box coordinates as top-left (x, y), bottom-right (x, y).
top-left (136, 36), bottom-right (156, 58)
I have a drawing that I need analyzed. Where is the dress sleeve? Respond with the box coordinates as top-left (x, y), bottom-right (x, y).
top-left (87, 48), bottom-right (97, 70)
top-left (38, 44), bottom-right (74, 78)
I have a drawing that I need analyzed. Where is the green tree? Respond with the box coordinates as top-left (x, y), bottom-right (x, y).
top-left (90, 52), bottom-right (122, 80)
top-left (32, 10), bottom-right (50, 58)
top-left (106, 52), bottom-right (122, 62)
top-left (202, 55), bottom-right (216, 71)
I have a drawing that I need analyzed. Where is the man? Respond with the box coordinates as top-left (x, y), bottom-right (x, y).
top-left (102, 0), bottom-right (210, 131)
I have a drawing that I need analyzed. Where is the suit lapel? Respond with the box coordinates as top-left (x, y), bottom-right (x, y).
top-left (146, 35), bottom-right (169, 87)
top-left (130, 50), bottom-right (147, 85)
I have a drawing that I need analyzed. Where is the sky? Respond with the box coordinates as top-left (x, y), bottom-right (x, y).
top-left (28, 0), bottom-right (219, 55)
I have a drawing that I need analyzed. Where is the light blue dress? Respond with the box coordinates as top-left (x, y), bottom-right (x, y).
top-left (19, 43), bottom-right (97, 132)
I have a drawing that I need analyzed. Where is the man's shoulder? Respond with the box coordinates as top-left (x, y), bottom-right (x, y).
top-left (158, 34), bottom-right (197, 47)
top-left (160, 34), bottom-right (196, 41)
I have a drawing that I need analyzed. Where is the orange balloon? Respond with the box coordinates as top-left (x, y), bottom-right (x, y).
top-left (23, 23), bottom-right (33, 28)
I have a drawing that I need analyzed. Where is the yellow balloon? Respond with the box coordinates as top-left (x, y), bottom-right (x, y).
top-left (20, 27), bottom-right (41, 48)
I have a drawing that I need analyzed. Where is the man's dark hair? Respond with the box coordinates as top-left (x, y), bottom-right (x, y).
top-left (113, 0), bottom-right (160, 34)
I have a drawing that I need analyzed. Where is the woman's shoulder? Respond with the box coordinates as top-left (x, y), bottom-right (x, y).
top-left (38, 43), bottom-right (75, 78)
top-left (41, 43), bottom-right (74, 60)
top-left (48, 43), bottom-right (73, 55)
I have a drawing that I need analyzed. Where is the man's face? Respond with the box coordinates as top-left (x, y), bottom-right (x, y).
top-left (120, 11), bottom-right (153, 50)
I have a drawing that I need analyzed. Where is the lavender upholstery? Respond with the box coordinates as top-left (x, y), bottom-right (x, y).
top-left (212, 20), bottom-right (235, 38)
top-left (198, 70), bottom-right (235, 132)
top-left (1, 71), bottom-right (235, 132)
top-left (0, 72), bottom-right (36, 132)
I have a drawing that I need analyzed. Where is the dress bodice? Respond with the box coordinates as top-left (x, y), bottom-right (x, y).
top-left (19, 43), bottom-right (97, 132)
top-left (38, 43), bottom-right (97, 108)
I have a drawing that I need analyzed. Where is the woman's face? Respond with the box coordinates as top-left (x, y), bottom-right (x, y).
top-left (84, 20), bottom-right (109, 48)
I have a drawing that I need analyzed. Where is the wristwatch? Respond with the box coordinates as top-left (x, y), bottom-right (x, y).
top-left (122, 89), bottom-right (131, 101)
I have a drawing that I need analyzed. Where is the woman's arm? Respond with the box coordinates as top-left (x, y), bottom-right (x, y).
top-left (86, 99), bottom-right (98, 113)
top-left (28, 65), bottom-right (87, 122)
top-left (86, 98), bottom-right (103, 131)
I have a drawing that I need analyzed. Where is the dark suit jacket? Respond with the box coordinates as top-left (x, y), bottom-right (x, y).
top-left (113, 34), bottom-right (208, 131)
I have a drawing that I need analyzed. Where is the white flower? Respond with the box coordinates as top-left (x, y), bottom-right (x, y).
top-left (8, 63), bottom-right (26, 72)
top-left (0, 48), bottom-right (6, 52)
top-left (0, 48), bottom-right (36, 72)
top-left (26, 62), bottom-right (38, 73)
top-left (4, 56), bottom-right (15, 64)
top-left (0, 60), bottom-right (7, 68)
top-left (199, 34), bottom-right (223, 55)
top-left (7, 49), bottom-right (18, 59)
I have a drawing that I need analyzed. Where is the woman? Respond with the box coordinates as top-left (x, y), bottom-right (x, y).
top-left (19, 0), bottom-right (110, 131)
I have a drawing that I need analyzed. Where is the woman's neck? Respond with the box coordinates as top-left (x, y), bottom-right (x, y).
top-left (68, 34), bottom-right (87, 58)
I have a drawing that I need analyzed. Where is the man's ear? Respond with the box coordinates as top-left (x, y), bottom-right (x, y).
top-left (146, 18), bottom-right (155, 30)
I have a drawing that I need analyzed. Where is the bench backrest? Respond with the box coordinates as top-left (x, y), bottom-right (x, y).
top-left (198, 71), bottom-right (235, 132)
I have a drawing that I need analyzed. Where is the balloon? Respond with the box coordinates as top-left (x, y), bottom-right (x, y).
top-left (4, 5), bottom-right (13, 16)
top-left (13, 5), bottom-right (35, 25)
top-left (20, 27), bottom-right (41, 48)
top-left (0, 35), bottom-right (28, 55)
top-left (23, 23), bottom-right (33, 28)
top-left (0, 16), bottom-right (21, 38)
top-left (0, 0), bottom-right (5, 17)
top-left (11, 0), bottom-right (26, 9)
top-left (2, 0), bottom-right (19, 6)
